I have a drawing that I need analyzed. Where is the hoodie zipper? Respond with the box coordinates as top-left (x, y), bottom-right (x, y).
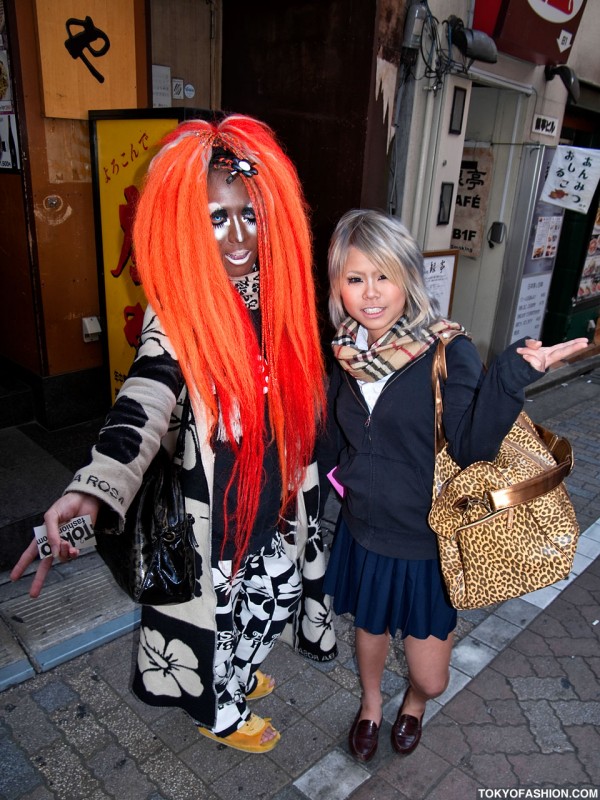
top-left (343, 346), bottom-right (431, 430)
top-left (343, 368), bottom-right (403, 432)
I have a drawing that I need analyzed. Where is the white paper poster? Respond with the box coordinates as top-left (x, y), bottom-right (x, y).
top-left (152, 64), bottom-right (172, 108)
top-left (531, 215), bottom-right (563, 260)
top-left (541, 145), bottom-right (600, 215)
top-left (0, 113), bottom-right (19, 169)
top-left (423, 252), bottom-right (458, 318)
top-left (0, 48), bottom-right (12, 113)
top-left (511, 273), bottom-right (554, 342)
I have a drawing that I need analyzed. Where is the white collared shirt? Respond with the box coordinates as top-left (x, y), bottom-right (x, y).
top-left (355, 325), bottom-right (393, 412)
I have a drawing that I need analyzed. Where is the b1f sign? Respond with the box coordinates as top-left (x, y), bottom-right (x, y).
top-left (451, 146), bottom-right (494, 259)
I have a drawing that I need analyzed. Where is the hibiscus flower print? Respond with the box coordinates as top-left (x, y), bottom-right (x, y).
top-left (301, 523), bottom-right (326, 582)
top-left (301, 597), bottom-right (335, 651)
top-left (138, 627), bottom-right (204, 698)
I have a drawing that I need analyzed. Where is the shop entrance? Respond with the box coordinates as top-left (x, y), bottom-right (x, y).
top-left (449, 84), bottom-right (526, 361)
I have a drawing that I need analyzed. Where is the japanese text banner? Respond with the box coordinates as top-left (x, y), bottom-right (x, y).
top-left (451, 146), bottom-right (494, 259)
top-left (541, 145), bottom-right (600, 215)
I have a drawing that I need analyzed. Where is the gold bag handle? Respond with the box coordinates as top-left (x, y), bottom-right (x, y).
top-left (431, 335), bottom-right (574, 511)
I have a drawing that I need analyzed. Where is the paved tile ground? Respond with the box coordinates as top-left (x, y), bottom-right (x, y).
top-left (0, 365), bottom-right (599, 800)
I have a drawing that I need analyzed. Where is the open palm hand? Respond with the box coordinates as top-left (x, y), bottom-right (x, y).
top-left (516, 337), bottom-right (589, 373)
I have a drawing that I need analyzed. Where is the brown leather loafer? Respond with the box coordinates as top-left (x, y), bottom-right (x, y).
top-left (391, 710), bottom-right (422, 755)
top-left (349, 710), bottom-right (379, 762)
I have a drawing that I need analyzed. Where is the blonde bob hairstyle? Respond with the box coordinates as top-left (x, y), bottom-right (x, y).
top-left (328, 209), bottom-right (440, 339)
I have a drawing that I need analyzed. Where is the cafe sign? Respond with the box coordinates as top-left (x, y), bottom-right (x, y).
top-left (451, 146), bottom-right (494, 259)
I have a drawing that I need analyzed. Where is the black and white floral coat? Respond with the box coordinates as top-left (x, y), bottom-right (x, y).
top-left (66, 306), bottom-right (337, 725)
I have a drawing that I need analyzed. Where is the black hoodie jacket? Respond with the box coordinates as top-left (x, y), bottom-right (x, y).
top-left (319, 336), bottom-right (543, 560)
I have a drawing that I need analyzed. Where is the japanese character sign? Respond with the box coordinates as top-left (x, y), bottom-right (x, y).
top-left (64, 16), bottom-right (110, 83)
top-left (422, 250), bottom-right (458, 317)
top-left (541, 145), bottom-right (600, 215)
top-left (34, 0), bottom-right (137, 119)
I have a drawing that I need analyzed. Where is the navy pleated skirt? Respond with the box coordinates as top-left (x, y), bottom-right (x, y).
top-left (323, 518), bottom-right (457, 640)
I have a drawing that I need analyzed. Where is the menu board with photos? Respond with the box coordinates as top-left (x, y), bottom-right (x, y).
top-left (576, 201), bottom-right (600, 304)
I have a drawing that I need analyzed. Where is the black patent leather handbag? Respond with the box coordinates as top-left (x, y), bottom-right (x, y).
top-left (94, 395), bottom-right (195, 605)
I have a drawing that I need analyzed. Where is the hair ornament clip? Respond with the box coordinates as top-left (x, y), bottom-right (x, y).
top-left (212, 155), bottom-right (258, 184)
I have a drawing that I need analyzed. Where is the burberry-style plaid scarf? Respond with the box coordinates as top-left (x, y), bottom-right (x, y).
top-left (333, 316), bottom-right (464, 382)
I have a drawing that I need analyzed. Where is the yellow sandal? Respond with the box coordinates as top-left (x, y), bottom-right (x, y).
top-left (246, 670), bottom-right (275, 701)
top-left (198, 713), bottom-right (280, 753)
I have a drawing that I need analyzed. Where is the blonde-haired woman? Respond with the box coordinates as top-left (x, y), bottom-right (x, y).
top-left (320, 208), bottom-right (586, 762)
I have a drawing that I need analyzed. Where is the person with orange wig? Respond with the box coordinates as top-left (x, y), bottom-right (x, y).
top-left (11, 114), bottom-right (337, 753)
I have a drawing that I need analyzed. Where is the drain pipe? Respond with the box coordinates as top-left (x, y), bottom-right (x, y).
top-left (410, 80), bottom-right (436, 242)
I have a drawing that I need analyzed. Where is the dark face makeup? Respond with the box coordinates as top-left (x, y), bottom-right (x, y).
top-left (207, 169), bottom-right (258, 278)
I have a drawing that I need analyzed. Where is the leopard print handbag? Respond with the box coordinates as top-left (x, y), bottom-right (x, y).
top-left (428, 334), bottom-right (579, 610)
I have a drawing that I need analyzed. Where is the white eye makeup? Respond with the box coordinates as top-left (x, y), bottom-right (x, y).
top-left (208, 202), bottom-right (256, 242)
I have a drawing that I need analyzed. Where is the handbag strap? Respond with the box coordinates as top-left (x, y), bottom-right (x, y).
top-left (485, 429), bottom-right (574, 511)
top-left (174, 390), bottom-right (190, 464)
top-left (431, 331), bottom-right (464, 458)
top-left (432, 334), bottom-right (575, 511)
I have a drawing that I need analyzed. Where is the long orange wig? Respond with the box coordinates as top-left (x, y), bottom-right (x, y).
top-left (133, 115), bottom-right (325, 571)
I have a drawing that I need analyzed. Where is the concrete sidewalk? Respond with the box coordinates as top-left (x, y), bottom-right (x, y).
top-left (1, 548), bottom-right (599, 800)
top-left (0, 365), bottom-right (599, 800)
